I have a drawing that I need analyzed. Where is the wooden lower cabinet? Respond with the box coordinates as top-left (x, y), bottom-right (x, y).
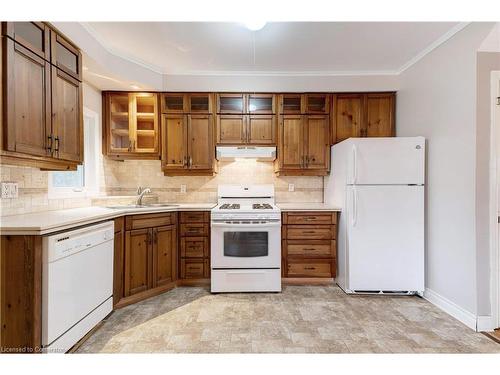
top-left (282, 211), bottom-right (338, 279)
top-left (0, 235), bottom-right (43, 352)
top-left (178, 211), bottom-right (210, 282)
top-left (116, 212), bottom-right (177, 307)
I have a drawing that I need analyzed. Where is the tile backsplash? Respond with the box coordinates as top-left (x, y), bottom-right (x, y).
top-left (0, 159), bottom-right (324, 216)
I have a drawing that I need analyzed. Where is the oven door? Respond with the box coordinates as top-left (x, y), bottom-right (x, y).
top-left (211, 221), bottom-right (281, 268)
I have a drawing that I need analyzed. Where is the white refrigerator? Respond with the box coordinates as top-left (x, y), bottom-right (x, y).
top-left (324, 137), bottom-right (425, 294)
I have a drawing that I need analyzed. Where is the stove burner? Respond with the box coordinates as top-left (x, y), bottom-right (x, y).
top-left (253, 203), bottom-right (273, 210)
top-left (220, 203), bottom-right (240, 209)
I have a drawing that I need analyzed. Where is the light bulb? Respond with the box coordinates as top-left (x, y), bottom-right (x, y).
top-left (243, 21), bottom-right (267, 31)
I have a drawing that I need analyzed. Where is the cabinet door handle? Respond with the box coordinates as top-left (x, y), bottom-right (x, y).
top-left (154, 230), bottom-right (158, 244)
top-left (47, 135), bottom-right (53, 153)
top-left (54, 136), bottom-right (60, 154)
top-left (189, 156), bottom-right (193, 168)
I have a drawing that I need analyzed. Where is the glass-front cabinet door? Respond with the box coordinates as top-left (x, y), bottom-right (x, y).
top-left (108, 93), bottom-right (132, 153)
top-left (217, 93), bottom-right (245, 114)
top-left (248, 94), bottom-right (274, 114)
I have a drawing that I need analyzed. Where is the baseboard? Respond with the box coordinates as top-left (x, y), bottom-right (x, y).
top-left (423, 288), bottom-right (477, 330)
top-left (477, 315), bottom-right (496, 332)
top-left (282, 277), bottom-right (335, 285)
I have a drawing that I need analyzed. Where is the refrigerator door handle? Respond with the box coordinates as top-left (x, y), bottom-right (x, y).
top-left (352, 186), bottom-right (358, 227)
top-left (352, 144), bottom-right (358, 184)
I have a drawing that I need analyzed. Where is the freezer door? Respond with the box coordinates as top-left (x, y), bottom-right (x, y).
top-left (347, 137), bottom-right (425, 185)
top-left (346, 185), bottom-right (424, 292)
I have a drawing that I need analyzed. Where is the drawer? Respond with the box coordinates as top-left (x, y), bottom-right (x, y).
top-left (181, 237), bottom-right (209, 258)
top-left (181, 259), bottom-right (209, 279)
top-left (285, 225), bottom-right (335, 240)
top-left (287, 260), bottom-right (334, 278)
top-left (285, 240), bottom-right (335, 257)
top-left (283, 212), bottom-right (337, 225)
top-left (179, 211), bottom-right (210, 223)
top-left (125, 212), bottom-right (177, 230)
top-left (180, 223), bottom-right (209, 237)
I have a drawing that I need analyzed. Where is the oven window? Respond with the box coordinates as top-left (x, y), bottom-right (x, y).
top-left (224, 232), bottom-right (268, 257)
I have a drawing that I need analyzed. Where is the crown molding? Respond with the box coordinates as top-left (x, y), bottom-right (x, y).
top-left (397, 22), bottom-right (470, 74)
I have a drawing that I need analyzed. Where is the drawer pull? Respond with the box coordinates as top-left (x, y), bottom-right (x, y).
top-left (303, 248), bottom-right (316, 251)
top-left (304, 267), bottom-right (316, 270)
top-left (303, 231), bottom-right (316, 234)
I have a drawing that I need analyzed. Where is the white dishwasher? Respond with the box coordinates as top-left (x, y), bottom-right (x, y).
top-left (42, 221), bottom-right (114, 353)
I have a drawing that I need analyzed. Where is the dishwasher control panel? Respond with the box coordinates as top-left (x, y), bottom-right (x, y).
top-left (43, 221), bottom-right (114, 263)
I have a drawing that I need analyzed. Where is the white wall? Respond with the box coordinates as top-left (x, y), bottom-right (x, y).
top-left (397, 23), bottom-right (495, 317)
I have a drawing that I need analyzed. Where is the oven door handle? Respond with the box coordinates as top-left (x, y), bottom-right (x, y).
top-left (211, 222), bottom-right (281, 228)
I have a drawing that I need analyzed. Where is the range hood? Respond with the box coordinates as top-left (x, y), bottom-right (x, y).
top-left (216, 146), bottom-right (277, 161)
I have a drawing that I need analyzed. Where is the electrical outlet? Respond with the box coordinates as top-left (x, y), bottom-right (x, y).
top-left (1, 182), bottom-right (19, 199)
top-left (180, 184), bottom-right (187, 194)
top-left (288, 183), bottom-right (295, 192)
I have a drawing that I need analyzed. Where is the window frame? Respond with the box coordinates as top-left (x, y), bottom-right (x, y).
top-left (48, 107), bottom-right (100, 199)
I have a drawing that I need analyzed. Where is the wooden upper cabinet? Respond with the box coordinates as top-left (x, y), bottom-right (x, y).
top-left (162, 93), bottom-right (213, 114)
top-left (188, 114), bottom-right (214, 170)
top-left (103, 92), bottom-right (160, 159)
top-left (161, 113), bottom-right (215, 175)
top-left (365, 93), bottom-right (395, 137)
top-left (1, 23), bottom-right (83, 170)
top-left (189, 93), bottom-right (212, 113)
top-left (248, 94), bottom-right (275, 114)
top-left (50, 32), bottom-right (82, 81)
top-left (133, 93), bottom-right (159, 154)
top-left (2, 22), bottom-right (50, 61)
top-left (304, 115), bottom-right (329, 170)
top-left (279, 115), bottom-right (304, 170)
top-left (51, 66), bottom-right (82, 162)
top-left (3, 37), bottom-right (51, 158)
top-left (217, 114), bottom-right (246, 144)
top-left (277, 114), bottom-right (330, 176)
top-left (162, 114), bottom-right (187, 170)
top-left (280, 94), bottom-right (304, 114)
top-left (331, 92), bottom-right (395, 144)
top-left (305, 94), bottom-right (329, 114)
top-left (332, 94), bottom-right (363, 144)
top-left (217, 93), bottom-right (245, 114)
top-left (106, 92), bottom-right (131, 154)
top-left (162, 93), bottom-right (187, 113)
top-left (152, 225), bottom-right (177, 287)
top-left (247, 115), bottom-right (276, 144)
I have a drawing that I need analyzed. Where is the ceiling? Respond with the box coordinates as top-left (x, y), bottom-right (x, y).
top-left (83, 22), bottom-right (461, 75)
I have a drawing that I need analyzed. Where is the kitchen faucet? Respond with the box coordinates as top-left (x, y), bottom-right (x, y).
top-left (136, 186), bottom-right (152, 206)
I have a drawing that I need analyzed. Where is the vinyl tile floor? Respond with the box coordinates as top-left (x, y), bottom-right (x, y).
top-left (76, 285), bottom-right (500, 353)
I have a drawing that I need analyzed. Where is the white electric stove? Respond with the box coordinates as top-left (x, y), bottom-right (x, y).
top-left (210, 185), bottom-right (281, 293)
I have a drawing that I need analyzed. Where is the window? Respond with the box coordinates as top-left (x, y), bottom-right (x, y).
top-left (49, 108), bottom-right (100, 198)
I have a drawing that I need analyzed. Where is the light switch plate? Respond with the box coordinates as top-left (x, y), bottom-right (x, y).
top-left (1, 182), bottom-right (19, 199)
top-left (288, 184), bottom-right (295, 192)
top-left (180, 184), bottom-right (187, 194)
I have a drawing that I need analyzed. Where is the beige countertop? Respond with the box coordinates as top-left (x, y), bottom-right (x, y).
top-left (276, 203), bottom-right (342, 212)
top-left (0, 202), bottom-right (341, 236)
top-left (0, 203), bottom-right (216, 236)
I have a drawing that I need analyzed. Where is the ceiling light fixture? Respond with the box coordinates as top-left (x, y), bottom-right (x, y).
top-left (243, 21), bottom-right (267, 31)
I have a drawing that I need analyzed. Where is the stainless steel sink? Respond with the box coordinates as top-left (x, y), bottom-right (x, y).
top-left (106, 203), bottom-right (179, 209)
